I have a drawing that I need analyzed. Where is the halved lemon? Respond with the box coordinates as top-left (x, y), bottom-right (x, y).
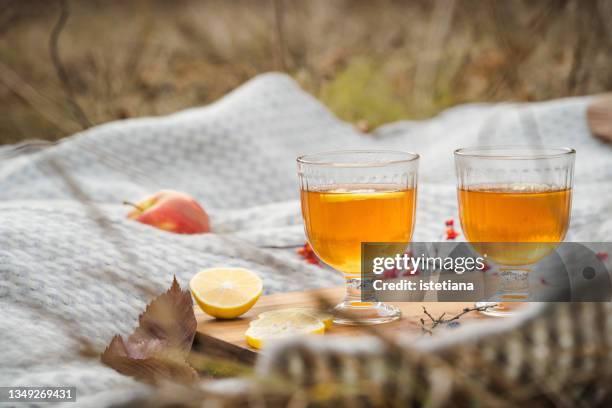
top-left (257, 308), bottom-right (334, 329)
top-left (246, 311), bottom-right (325, 349)
top-left (190, 267), bottom-right (263, 319)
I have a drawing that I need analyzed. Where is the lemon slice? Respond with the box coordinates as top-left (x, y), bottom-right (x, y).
top-left (245, 311), bottom-right (325, 349)
top-left (258, 308), bottom-right (334, 329)
top-left (321, 190), bottom-right (404, 202)
top-left (190, 267), bottom-right (263, 319)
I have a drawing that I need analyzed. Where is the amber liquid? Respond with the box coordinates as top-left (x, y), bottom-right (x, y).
top-left (301, 186), bottom-right (416, 275)
top-left (458, 184), bottom-right (572, 265)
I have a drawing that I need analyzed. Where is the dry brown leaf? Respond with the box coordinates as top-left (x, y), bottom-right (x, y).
top-left (101, 277), bottom-right (198, 384)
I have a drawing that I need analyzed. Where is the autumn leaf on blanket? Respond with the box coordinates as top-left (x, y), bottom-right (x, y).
top-left (101, 277), bottom-right (198, 384)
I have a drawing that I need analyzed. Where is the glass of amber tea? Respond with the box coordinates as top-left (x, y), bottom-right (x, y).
top-left (454, 146), bottom-right (575, 316)
top-left (297, 150), bottom-right (419, 325)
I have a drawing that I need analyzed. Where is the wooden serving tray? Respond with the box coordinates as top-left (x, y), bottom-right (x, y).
top-left (193, 286), bottom-right (486, 365)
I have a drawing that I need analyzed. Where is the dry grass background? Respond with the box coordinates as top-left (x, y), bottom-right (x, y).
top-left (0, 0), bottom-right (611, 145)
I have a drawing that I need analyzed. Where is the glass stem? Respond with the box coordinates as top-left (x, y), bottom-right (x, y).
top-left (345, 277), bottom-right (376, 304)
top-left (497, 267), bottom-right (530, 299)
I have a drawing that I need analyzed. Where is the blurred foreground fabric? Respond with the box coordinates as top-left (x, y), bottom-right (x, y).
top-left (1, 73), bottom-right (612, 406)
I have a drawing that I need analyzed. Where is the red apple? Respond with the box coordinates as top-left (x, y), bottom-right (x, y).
top-left (125, 190), bottom-right (210, 234)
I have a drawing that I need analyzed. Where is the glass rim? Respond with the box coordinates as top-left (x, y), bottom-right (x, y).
top-left (454, 145), bottom-right (575, 160)
top-left (297, 149), bottom-right (419, 167)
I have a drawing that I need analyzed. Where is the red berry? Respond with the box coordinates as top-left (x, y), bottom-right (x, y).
top-left (297, 243), bottom-right (320, 266)
top-left (445, 228), bottom-right (459, 240)
top-left (383, 268), bottom-right (398, 279)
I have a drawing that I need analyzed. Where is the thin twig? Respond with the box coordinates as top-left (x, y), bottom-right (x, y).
top-left (49, 0), bottom-right (92, 129)
top-left (411, 0), bottom-right (457, 115)
top-left (420, 304), bottom-right (497, 334)
top-left (44, 158), bottom-right (158, 299)
top-left (272, 0), bottom-right (287, 71)
top-left (0, 61), bottom-right (74, 133)
top-left (258, 244), bottom-right (304, 249)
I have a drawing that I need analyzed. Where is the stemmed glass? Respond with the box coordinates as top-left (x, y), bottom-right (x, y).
top-left (297, 150), bottom-right (419, 325)
top-left (454, 146), bottom-right (575, 316)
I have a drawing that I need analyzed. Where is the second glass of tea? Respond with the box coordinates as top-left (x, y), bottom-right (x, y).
top-left (297, 150), bottom-right (419, 325)
top-left (454, 146), bottom-right (575, 316)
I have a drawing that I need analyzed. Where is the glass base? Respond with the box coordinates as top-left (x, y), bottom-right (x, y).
top-left (475, 301), bottom-right (527, 317)
top-left (476, 268), bottom-right (530, 317)
top-left (332, 300), bottom-right (401, 325)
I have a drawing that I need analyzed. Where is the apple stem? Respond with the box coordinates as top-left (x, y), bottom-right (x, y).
top-left (123, 201), bottom-right (145, 213)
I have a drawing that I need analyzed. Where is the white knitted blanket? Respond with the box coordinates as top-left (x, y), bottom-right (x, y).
top-left (1, 73), bottom-right (611, 406)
